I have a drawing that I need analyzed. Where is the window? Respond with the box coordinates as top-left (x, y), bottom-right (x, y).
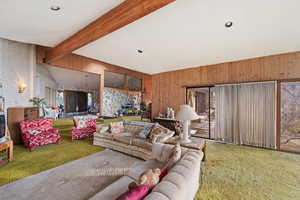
top-left (104, 71), bottom-right (125, 89)
top-left (280, 81), bottom-right (300, 153)
top-left (128, 76), bottom-right (142, 91)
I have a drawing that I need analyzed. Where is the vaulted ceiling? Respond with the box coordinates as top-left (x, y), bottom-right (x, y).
top-left (1, 0), bottom-right (300, 74)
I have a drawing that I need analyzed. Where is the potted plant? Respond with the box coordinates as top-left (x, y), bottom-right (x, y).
top-left (29, 97), bottom-right (46, 117)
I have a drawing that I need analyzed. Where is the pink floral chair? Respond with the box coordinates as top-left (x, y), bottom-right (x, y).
top-left (20, 118), bottom-right (60, 151)
top-left (71, 116), bottom-right (97, 140)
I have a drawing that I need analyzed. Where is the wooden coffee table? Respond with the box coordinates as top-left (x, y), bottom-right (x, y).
top-left (165, 136), bottom-right (206, 161)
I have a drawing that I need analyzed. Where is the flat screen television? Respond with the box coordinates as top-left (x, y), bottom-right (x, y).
top-left (0, 114), bottom-right (5, 143)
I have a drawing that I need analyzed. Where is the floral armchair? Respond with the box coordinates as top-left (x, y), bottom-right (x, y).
top-left (72, 115), bottom-right (98, 140)
top-left (20, 118), bottom-right (60, 151)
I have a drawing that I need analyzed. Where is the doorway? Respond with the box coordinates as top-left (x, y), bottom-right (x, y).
top-left (186, 87), bottom-right (215, 139)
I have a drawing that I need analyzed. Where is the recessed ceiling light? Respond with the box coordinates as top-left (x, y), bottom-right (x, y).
top-left (50, 5), bottom-right (61, 11)
top-left (137, 49), bottom-right (143, 54)
top-left (225, 21), bottom-right (233, 28)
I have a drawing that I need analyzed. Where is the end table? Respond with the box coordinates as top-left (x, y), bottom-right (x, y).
top-left (0, 140), bottom-right (13, 162)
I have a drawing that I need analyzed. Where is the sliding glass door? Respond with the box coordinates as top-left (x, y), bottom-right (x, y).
top-left (280, 81), bottom-right (300, 153)
top-left (186, 87), bottom-right (215, 139)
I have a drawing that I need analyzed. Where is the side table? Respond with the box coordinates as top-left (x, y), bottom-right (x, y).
top-left (165, 136), bottom-right (206, 161)
top-left (0, 140), bottom-right (13, 162)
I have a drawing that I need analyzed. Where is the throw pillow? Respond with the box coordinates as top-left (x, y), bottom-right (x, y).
top-left (138, 168), bottom-right (161, 189)
top-left (110, 121), bottom-right (125, 134)
top-left (149, 123), bottom-right (175, 143)
top-left (116, 184), bottom-right (150, 200)
top-left (27, 130), bottom-right (42, 135)
top-left (165, 143), bottom-right (182, 170)
top-left (136, 127), bottom-right (152, 139)
top-left (77, 119), bottom-right (87, 128)
top-left (96, 124), bottom-right (110, 134)
top-left (159, 167), bottom-right (168, 182)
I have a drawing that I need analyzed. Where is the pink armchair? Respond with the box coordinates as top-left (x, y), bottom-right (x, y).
top-left (72, 116), bottom-right (97, 140)
top-left (20, 118), bottom-right (60, 151)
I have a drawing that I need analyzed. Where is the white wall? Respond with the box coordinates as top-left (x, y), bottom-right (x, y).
top-left (0, 38), bottom-right (36, 112)
top-left (36, 64), bottom-right (59, 99)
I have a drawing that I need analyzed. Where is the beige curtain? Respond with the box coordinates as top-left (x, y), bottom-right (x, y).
top-left (238, 82), bottom-right (276, 149)
top-left (45, 87), bottom-right (57, 106)
top-left (187, 89), bottom-right (196, 110)
top-left (214, 82), bottom-right (276, 149)
top-left (213, 85), bottom-right (239, 143)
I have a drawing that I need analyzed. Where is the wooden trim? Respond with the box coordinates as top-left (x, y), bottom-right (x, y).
top-left (276, 81), bottom-right (281, 150)
top-left (46, 0), bottom-right (175, 62)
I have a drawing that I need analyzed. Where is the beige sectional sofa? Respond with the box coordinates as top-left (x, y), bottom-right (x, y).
top-left (89, 143), bottom-right (204, 200)
top-left (94, 121), bottom-right (157, 160)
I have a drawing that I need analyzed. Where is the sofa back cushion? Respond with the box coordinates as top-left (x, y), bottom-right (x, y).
top-left (20, 118), bottom-right (53, 133)
top-left (123, 121), bottom-right (155, 139)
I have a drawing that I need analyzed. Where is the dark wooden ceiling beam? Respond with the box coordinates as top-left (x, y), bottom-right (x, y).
top-left (46, 0), bottom-right (175, 63)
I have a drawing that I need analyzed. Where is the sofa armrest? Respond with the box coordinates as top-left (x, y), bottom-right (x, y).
top-left (151, 143), bottom-right (190, 163)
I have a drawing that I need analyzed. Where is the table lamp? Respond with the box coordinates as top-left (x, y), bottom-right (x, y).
top-left (176, 104), bottom-right (200, 143)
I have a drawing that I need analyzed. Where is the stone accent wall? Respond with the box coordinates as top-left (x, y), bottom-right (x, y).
top-left (103, 88), bottom-right (141, 116)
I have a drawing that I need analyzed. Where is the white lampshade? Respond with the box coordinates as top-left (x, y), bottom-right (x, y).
top-left (176, 104), bottom-right (200, 121)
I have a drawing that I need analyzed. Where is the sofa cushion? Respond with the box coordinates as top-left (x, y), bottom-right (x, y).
top-left (94, 131), bottom-right (114, 140)
top-left (89, 176), bottom-right (135, 200)
top-left (113, 132), bottom-right (133, 145)
top-left (132, 138), bottom-right (152, 151)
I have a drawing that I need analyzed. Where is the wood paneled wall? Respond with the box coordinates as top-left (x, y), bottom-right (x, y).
top-left (36, 46), bottom-right (152, 113)
top-left (152, 51), bottom-right (300, 117)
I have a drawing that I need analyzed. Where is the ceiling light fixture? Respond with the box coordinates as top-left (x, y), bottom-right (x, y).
top-left (137, 49), bottom-right (143, 54)
top-left (225, 21), bottom-right (233, 28)
top-left (50, 5), bottom-right (61, 11)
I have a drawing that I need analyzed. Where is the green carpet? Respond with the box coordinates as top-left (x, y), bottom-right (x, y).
top-left (195, 141), bottom-right (300, 200)
top-left (0, 118), bottom-right (104, 186)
